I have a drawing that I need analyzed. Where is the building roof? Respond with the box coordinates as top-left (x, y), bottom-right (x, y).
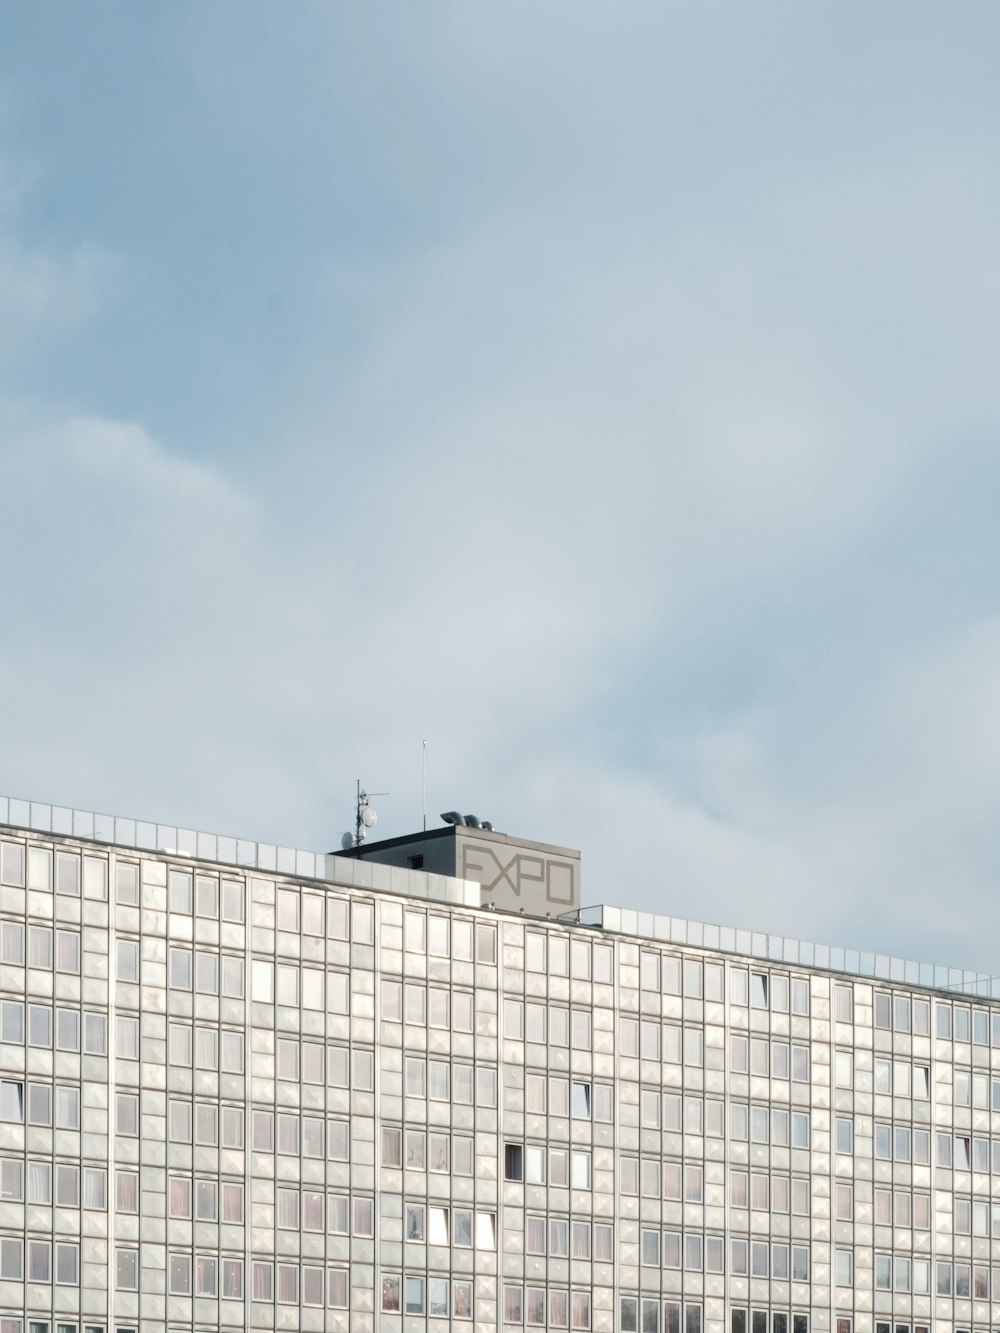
top-left (2, 790), bottom-right (998, 999)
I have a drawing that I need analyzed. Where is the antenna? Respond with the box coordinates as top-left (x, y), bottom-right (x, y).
top-left (349, 779), bottom-right (389, 849)
top-left (422, 739), bottom-right (427, 833)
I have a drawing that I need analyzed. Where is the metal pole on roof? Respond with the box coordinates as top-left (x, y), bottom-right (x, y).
top-left (422, 740), bottom-right (427, 832)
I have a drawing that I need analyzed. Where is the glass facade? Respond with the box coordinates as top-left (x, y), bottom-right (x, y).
top-left (0, 807), bottom-right (996, 1333)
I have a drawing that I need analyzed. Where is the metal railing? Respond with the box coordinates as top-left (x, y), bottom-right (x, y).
top-left (0, 794), bottom-right (479, 908)
top-left (579, 904), bottom-right (1000, 999)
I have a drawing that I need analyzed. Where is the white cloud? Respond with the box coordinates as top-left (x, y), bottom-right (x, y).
top-left (0, 239), bottom-right (111, 360)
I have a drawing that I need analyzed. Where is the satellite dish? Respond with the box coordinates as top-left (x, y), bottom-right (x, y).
top-left (441, 811), bottom-right (465, 826)
top-left (340, 832), bottom-right (354, 850)
top-left (464, 814), bottom-right (480, 828)
top-left (362, 807), bottom-right (377, 828)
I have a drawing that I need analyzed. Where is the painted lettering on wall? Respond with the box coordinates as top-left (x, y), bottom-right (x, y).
top-left (460, 840), bottom-right (578, 908)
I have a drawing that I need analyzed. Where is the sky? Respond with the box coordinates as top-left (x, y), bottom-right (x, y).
top-left (2, 2), bottom-right (1000, 971)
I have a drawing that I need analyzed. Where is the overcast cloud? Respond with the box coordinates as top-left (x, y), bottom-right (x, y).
top-left (2, 2), bottom-right (1000, 969)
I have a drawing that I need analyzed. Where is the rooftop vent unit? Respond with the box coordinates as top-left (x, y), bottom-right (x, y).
top-left (441, 811), bottom-right (494, 832)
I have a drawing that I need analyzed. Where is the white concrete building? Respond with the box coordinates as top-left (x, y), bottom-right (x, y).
top-left (0, 793), bottom-right (996, 1333)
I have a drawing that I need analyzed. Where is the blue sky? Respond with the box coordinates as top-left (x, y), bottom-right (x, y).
top-left (3, 3), bottom-right (1000, 969)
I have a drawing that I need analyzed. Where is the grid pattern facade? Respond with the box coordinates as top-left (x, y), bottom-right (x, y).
top-left (0, 824), bottom-right (997, 1333)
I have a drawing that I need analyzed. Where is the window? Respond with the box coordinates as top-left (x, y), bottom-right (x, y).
top-left (405, 1056), bottom-right (426, 1097)
top-left (254, 1109), bottom-right (274, 1151)
top-left (116, 1093), bottom-right (138, 1136)
top-left (476, 1211), bottom-right (497, 1249)
top-left (301, 1189), bottom-right (323, 1231)
top-left (0, 1159), bottom-right (23, 1201)
top-left (452, 1281), bottom-right (472, 1320)
top-left (55, 1243), bottom-right (78, 1285)
top-left (505, 1286), bottom-right (525, 1324)
top-left (221, 1105), bottom-right (243, 1148)
top-left (28, 1005), bottom-right (51, 1047)
top-left (75, 858), bottom-right (103, 901)
top-left (27, 1241), bottom-right (50, 1282)
top-left (222, 1258), bottom-right (243, 1299)
top-left (220, 1029), bottom-right (243, 1072)
top-left (300, 1114), bottom-right (322, 1157)
top-left (83, 1168), bottom-right (106, 1209)
top-left (54, 1164), bottom-right (78, 1207)
top-left (168, 1023), bottom-right (189, 1066)
top-left (56, 1008), bottom-right (80, 1051)
top-left (56, 930), bottom-right (80, 973)
top-left (84, 1012), bottom-right (107, 1054)
top-left (476, 924), bottom-right (497, 963)
top-left (195, 951), bottom-right (219, 994)
top-left (327, 1268), bottom-right (348, 1307)
top-left (115, 1248), bottom-right (138, 1291)
top-left (430, 1133), bottom-right (450, 1172)
top-left (169, 1099), bottom-right (192, 1142)
top-left (28, 926), bottom-right (51, 969)
top-left (27, 1161), bottom-right (50, 1204)
top-left (54, 852), bottom-right (80, 896)
top-left (835, 985), bottom-right (853, 1021)
top-left (277, 1113), bottom-right (299, 1154)
top-left (405, 1276), bottom-right (425, 1315)
top-left (277, 1187), bottom-right (298, 1229)
top-left (550, 1291), bottom-right (569, 1328)
top-left (353, 1196), bottom-right (374, 1237)
top-left (0, 922), bottom-right (24, 967)
top-left (196, 875), bottom-right (218, 917)
top-left (382, 1276), bottom-right (401, 1313)
top-left (221, 955), bottom-right (244, 997)
top-left (383, 1126), bottom-right (402, 1167)
top-left (277, 887), bottom-right (299, 931)
top-left (196, 1179), bottom-right (218, 1221)
top-left (222, 1181), bottom-right (244, 1223)
top-left (168, 947), bottom-right (191, 989)
top-left (27, 846), bottom-right (51, 891)
top-left (55, 1086), bottom-right (79, 1129)
top-left (477, 1066), bottom-right (497, 1106)
top-left (0, 840), bottom-right (26, 887)
top-left (222, 879), bottom-right (244, 921)
top-left (169, 1253), bottom-right (192, 1295)
top-left (169, 1177), bottom-right (191, 1218)
top-left (505, 1143), bottom-right (524, 1180)
top-left (195, 1026), bottom-right (218, 1069)
top-left (196, 1255), bottom-right (218, 1297)
top-left (169, 870), bottom-right (193, 914)
top-left (352, 899), bottom-right (375, 944)
top-left (0, 1001), bottom-right (23, 1044)
top-left (836, 1117), bottom-right (853, 1153)
top-left (248, 1258), bottom-right (268, 1301)
top-left (116, 861), bottom-right (139, 905)
top-left (0, 1237), bottom-right (23, 1280)
top-left (116, 1016), bottom-right (139, 1059)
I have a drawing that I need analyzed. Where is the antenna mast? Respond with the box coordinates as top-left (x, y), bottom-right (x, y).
top-left (350, 780), bottom-right (388, 848)
top-left (422, 740), bottom-right (427, 832)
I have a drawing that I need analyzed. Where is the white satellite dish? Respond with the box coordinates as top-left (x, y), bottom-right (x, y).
top-left (362, 807), bottom-right (377, 828)
top-left (340, 832), bottom-right (354, 850)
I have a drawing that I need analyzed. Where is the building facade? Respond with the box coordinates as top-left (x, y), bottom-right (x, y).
top-left (0, 795), bottom-right (998, 1333)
